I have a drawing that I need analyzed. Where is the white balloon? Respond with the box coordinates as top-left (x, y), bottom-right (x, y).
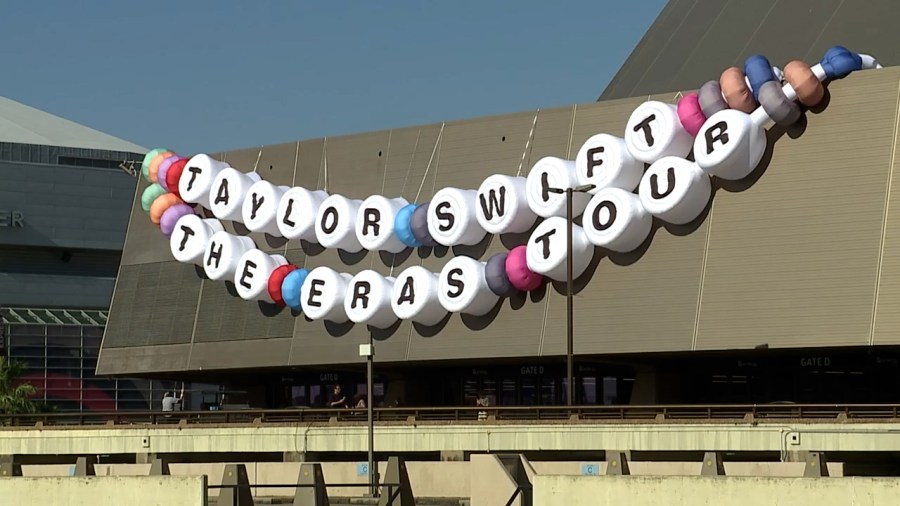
top-left (692, 109), bottom-right (766, 181)
top-left (624, 101), bottom-right (693, 164)
top-left (391, 266), bottom-right (448, 326)
top-left (475, 175), bottom-right (537, 234)
top-left (209, 168), bottom-right (262, 223)
top-left (277, 187), bottom-right (329, 241)
top-left (582, 188), bottom-right (652, 253)
top-left (315, 195), bottom-right (364, 252)
top-left (301, 266), bottom-right (353, 323)
top-left (170, 214), bottom-right (224, 265)
top-left (344, 270), bottom-right (397, 329)
top-left (233, 249), bottom-right (288, 303)
top-left (179, 154), bottom-right (229, 207)
top-left (525, 217), bottom-right (594, 281)
top-left (242, 181), bottom-right (290, 236)
top-left (525, 156), bottom-right (590, 218)
top-left (202, 231), bottom-right (257, 281)
top-left (575, 133), bottom-right (644, 193)
top-left (638, 156), bottom-right (711, 225)
top-left (427, 188), bottom-right (487, 246)
top-left (356, 195), bottom-right (409, 253)
top-left (438, 256), bottom-right (499, 316)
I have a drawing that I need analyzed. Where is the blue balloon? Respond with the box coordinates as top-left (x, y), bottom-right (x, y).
top-left (820, 45), bottom-right (862, 79)
top-left (394, 204), bottom-right (421, 248)
top-left (281, 268), bottom-right (310, 311)
top-left (743, 55), bottom-right (776, 102)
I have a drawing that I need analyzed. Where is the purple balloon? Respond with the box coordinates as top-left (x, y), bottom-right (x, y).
top-left (156, 155), bottom-right (180, 191)
top-left (159, 203), bottom-right (195, 237)
top-left (485, 252), bottom-right (516, 297)
top-left (411, 202), bottom-right (438, 247)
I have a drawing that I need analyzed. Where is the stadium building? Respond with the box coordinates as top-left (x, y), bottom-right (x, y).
top-left (0, 97), bottom-right (202, 411)
top-left (98, 0), bottom-right (900, 411)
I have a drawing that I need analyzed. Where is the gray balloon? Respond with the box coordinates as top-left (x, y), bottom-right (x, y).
top-left (411, 202), bottom-right (438, 247)
top-left (758, 80), bottom-right (800, 127)
top-left (485, 252), bottom-right (515, 297)
top-left (698, 80), bottom-right (728, 118)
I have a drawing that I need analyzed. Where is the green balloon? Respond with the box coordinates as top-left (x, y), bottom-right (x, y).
top-left (141, 183), bottom-right (167, 213)
top-left (140, 148), bottom-right (167, 181)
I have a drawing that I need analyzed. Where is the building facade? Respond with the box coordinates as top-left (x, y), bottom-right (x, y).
top-left (0, 98), bottom-right (191, 411)
top-left (98, 0), bottom-right (900, 409)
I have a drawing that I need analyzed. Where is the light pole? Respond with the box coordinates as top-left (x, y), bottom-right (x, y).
top-left (547, 184), bottom-right (595, 406)
top-left (359, 335), bottom-right (376, 496)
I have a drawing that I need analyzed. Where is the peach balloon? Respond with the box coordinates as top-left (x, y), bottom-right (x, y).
top-left (784, 60), bottom-right (825, 107)
top-left (720, 67), bottom-right (756, 113)
top-left (147, 151), bottom-right (174, 183)
top-left (149, 193), bottom-right (183, 225)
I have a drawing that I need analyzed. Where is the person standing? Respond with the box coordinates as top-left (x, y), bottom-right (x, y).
top-left (328, 384), bottom-right (347, 408)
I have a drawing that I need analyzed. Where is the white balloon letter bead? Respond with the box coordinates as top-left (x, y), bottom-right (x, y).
top-left (427, 188), bottom-right (486, 247)
top-left (202, 231), bottom-right (257, 281)
top-left (356, 196), bottom-right (409, 253)
top-left (692, 109), bottom-right (766, 181)
top-left (438, 256), bottom-right (500, 316)
top-left (315, 195), bottom-right (364, 252)
top-left (179, 154), bottom-right (230, 206)
top-left (624, 101), bottom-right (693, 164)
top-left (209, 168), bottom-right (262, 223)
top-left (526, 217), bottom-right (594, 281)
top-left (475, 174), bottom-right (537, 234)
top-left (575, 133), bottom-right (644, 193)
top-left (344, 270), bottom-right (397, 329)
top-left (277, 187), bottom-right (329, 241)
top-left (583, 188), bottom-right (652, 253)
top-left (233, 249), bottom-right (288, 302)
top-left (526, 157), bottom-right (590, 219)
top-left (242, 180), bottom-right (290, 235)
top-left (638, 156), bottom-right (711, 225)
top-left (300, 266), bottom-right (353, 323)
top-left (170, 214), bottom-right (224, 265)
top-left (391, 266), bottom-right (448, 326)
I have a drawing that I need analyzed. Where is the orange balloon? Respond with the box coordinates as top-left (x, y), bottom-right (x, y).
top-left (147, 151), bottom-right (174, 183)
top-left (784, 60), bottom-right (824, 108)
top-left (720, 67), bottom-right (756, 113)
top-left (149, 193), bottom-right (183, 225)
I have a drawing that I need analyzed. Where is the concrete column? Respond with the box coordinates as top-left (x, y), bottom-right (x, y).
top-left (0, 455), bottom-right (21, 477)
top-left (440, 451), bottom-right (465, 462)
top-left (135, 453), bottom-right (157, 464)
top-left (783, 451), bottom-right (810, 463)
top-left (284, 451), bottom-right (310, 462)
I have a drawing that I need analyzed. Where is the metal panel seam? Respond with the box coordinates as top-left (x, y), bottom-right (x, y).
top-left (729, 0), bottom-right (781, 66)
top-left (692, 198), bottom-right (715, 351)
top-left (800, 0), bottom-right (847, 65)
top-left (626, 0), bottom-right (700, 98)
top-left (868, 75), bottom-right (900, 346)
top-left (185, 278), bottom-right (204, 369)
top-left (287, 140), bottom-right (301, 364)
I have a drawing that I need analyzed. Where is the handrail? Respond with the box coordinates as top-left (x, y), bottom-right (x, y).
top-left (1, 403), bottom-right (899, 427)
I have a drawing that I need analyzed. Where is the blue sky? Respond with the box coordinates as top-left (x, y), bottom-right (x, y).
top-left (0, 1), bottom-right (665, 154)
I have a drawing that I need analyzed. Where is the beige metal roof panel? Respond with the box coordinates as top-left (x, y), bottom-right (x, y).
top-left (695, 69), bottom-right (900, 350)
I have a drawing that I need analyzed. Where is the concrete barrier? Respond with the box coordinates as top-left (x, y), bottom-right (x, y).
top-left (0, 475), bottom-right (207, 506)
top-left (533, 475), bottom-right (900, 505)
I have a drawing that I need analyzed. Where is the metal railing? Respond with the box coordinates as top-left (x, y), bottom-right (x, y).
top-left (2, 403), bottom-right (900, 428)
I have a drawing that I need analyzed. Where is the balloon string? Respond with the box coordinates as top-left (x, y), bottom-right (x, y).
top-left (322, 137), bottom-right (329, 192)
top-left (515, 109), bottom-right (540, 177)
top-left (398, 129), bottom-right (422, 197)
top-left (414, 122), bottom-right (444, 203)
top-left (251, 147), bottom-right (263, 173)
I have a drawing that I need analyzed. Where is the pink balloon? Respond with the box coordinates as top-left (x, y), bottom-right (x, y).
top-left (676, 92), bottom-right (706, 137)
top-left (159, 203), bottom-right (194, 237)
top-left (505, 245), bottom-right (543, 291)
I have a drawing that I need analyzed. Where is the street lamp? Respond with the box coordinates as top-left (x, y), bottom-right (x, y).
top-left (359, 335), bottom-right (376, 497)
top-left (546, 183), bottom-right (595, 406)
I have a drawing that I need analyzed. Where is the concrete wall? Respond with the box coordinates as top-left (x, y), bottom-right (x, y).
top-left (0, 476), bottom-right (206, 506)
top-left (3, 422), bottom-right (900, 456)
top-left (533, 475), bottom-right (900, 506)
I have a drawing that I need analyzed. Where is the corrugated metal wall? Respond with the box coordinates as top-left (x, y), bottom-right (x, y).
top-left (99, 67), bottom-right (900, 375)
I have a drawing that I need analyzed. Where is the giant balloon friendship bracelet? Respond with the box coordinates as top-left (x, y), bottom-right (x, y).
top-left (138, 45), bottom-right (879, 329)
